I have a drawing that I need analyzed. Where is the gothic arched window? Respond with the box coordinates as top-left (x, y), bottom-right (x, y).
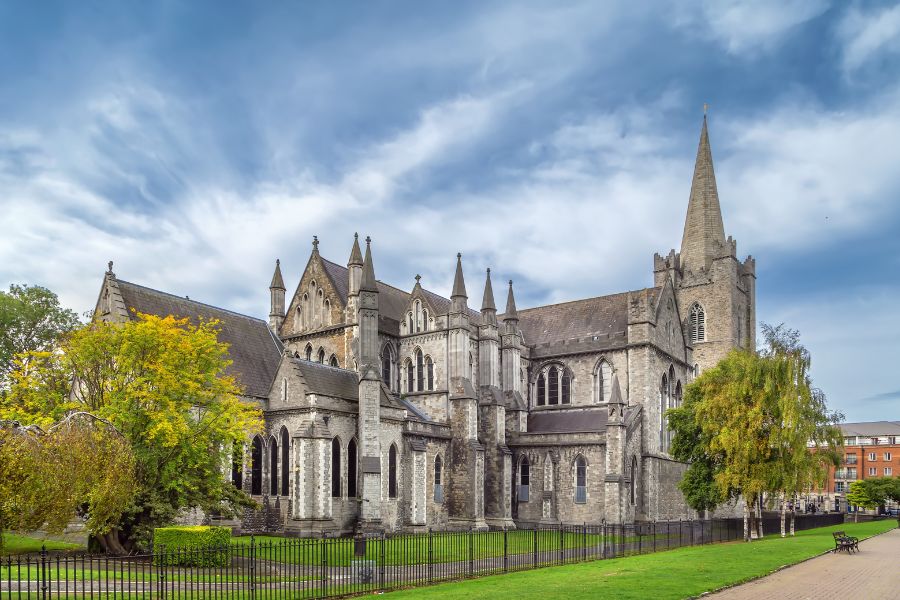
top-left (388, 444), bottom-right (398, 498)
top-left (381, 345), bottom-right (393, 386)
top-left (574, 456), bottom-right (587, 503)
top-left (415, 301), bottom-right (422, 333)
top-left (561, 369), bottom-right (571, 404)
top-left (318, 348), bottom-right (326, 363)
top-left (406, 359), bottom-right (413, 393)
top-left (416, 350), bottom-right (424, 392)
top-left (280, 427), bottom-right (290, 497)
top-left (519, 456), bottom-right (530, 501)
top-left (537, 373), bottom-right (546, 406)
top-left (269, 436), bottom-right (279, 496)
top-left (689, 303), bottom-right (706, 343)
top-left (425, 356), bottom-right (434, 391)
top-left (305, 344), bottom-right (313, 361)
top-left (331, 438), bottom-right (341, 498)
top-left (231, 444), bottom-right (243, 490)
top-left (422, 309), bottom-right (428, 332)
top-left (329, 355), bottom-right (339, 368)
top-left (347, 438), bottom-right (358, 498)
top-left (660, 374), bottom-right (670, 453)
top-left (630, 456), bottom-right (637, 505)
top-left (250, 436), bottom-right (263, 495)
top-left (434, 455), bottom-right (443, 503)
top-left (596, 359), bottom-right (612, 403)
top-left (407, 313), bottom-right (414, 334)
top-left (548, 367), bottom-right (559, 405)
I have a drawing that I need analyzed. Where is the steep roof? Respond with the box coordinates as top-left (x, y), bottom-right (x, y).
top-left (116, 280), bottom-right (282, 398)
top-left (839, 421), bottom-right (900, 437)
top-left (680, 115), bottom-right (726, 272)
top-left (289, 357), bottom-right (405, 409)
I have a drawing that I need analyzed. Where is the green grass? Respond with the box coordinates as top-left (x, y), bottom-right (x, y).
top-left (232, 530), bottom-right (606, 567)
top-left (383, 520), bottom-right (897, 600)
top-left (1, 533), bottom-right (83, 556)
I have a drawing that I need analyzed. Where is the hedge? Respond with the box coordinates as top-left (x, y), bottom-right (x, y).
top-left (153, 526), bottom-right (232, 568)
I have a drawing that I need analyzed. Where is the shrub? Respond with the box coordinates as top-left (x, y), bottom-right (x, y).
top-left (153, 526), bottom-right (231, 567)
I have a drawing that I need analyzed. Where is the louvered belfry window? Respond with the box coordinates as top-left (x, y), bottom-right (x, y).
top-left (689, 303), bottom-right (706, 343)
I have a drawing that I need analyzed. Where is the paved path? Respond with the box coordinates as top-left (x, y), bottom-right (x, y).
top-left (708, 528), bottom-right (900, 600)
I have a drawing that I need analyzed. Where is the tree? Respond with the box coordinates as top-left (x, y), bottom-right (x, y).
top-left (0, 284), bottom-right (80, 390)
top-left (846, 480), bottom-right (879, 522)
top-left (0, 415), bottom-right (136, 551)
top-left (2, 313), bottom-right (263, 552)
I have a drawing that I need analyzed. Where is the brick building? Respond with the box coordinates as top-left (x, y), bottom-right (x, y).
top-left (820, 421), bottom-right (900, 513)
top-left (94, 116), bottom-right (755, 534)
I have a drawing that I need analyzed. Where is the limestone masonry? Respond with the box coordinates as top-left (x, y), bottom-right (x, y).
top-left (94, 116), bottom-right (755, 534)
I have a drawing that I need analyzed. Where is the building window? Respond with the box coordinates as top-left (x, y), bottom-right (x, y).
top-left (561, 370), bottom-right (571, 404)
top-left (305, 344), bottom-right (313, 361)
top-left (868, 467), bottom-right (877, 476)
top-left (381, 345), bottom-right (393, 386)
top-left (596, 360), bottom-right (612, 403)
top-left (885, 467), bottom-right (893, 476)
top-left (347, 438), bottom-right (358, 498)
top-left (630, 456), bottom-right (637, 505)
top-left (331, 438), bottom-right (341, 498)
top-left (884, 453), bottom-right (892, 461)
top-left (689, 303), bottom-right (706, 343)
top-left (250, 436), bottom-right (263, 495)
top-left (548, 367), bottom-right (559, 405)
top-left (519, 456), bottom-right (530, 502)
top-left (329, 355), bottom-right (339, 367)
top-left (407, 313), bottom-right (414, 334)
top-left (388, 444), bottom-right (398, 498)
top-left (406, 359), bottom-right (413, 393)
top-left (416, 350), bottom-right (424, 392)
top-left (836, 481), bottom-right (845, 492)
top-left (281, 378), bottom-right (288, 403)
top-left (231, 444), bottom-right (243, 490)
top-left (845, 454), bottom-right (857, 465)
top-left (280, 427), bottom-right (290, 497)
top-left (575, 456), bottom-right (587, 504)
top-left (422, 310), bottom-right (428, 332)
top-left (659, 374), bottom-right (670, 453)
top-left (537, 373), bottom-right (546, 406)
top-left (869, 452), bottom-right (877, 461)
top-left (434, 455), bottom-right (443, 503)
top-left (318, 348), bottom-right (326, 363)
top-left (847, 468), bottom-right (857, 480)
top-left (426, 356), bottom-right (434, 391)
top-left (269, 436), bottom-right (279, 496)
top-left (294, 307), bottom-right (303, 331)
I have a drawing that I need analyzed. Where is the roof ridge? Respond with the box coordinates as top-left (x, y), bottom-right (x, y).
top-left (320, 256), bottom-right (412, 297)
top-left (116, 279), bottom-right (268, 324)
top-left (511, 287), bottom-right (660, 314)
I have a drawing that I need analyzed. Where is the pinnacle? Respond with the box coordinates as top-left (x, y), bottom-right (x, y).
top-left (360, 236), bottom-right (378, 292)
top-left (481, 268), bottom-right (496, 312)
top-left (269, 258), bottom-right (285, 290)
top-left (348, 232), bottom-right (364, 267)
top-left (504, 279), bottom-right (518, 320)
top-left (451, 253), bottom-right (467, 299)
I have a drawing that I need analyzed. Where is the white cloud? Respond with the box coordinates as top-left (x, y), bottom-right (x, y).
top-left (675, 0), bottom-right (829, 54)
top-left (837, 3), bottom-right (900, 74)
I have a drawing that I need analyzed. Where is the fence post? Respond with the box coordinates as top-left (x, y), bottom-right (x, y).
top-left (250, 535), bottom-right (257, 600)
top-left (379, 533), bottom-right (386, 591)
top-left (582, 523), bottom-right (587, 561)
top-left (690, 519), bottom-right (694, 546)
top-left (503, 529), bottom-right (508, 572)
top-left (320, 536), bottom-right (327, 599)
top-left (428, 529), bottom-right (434, 583)
top-left (601, 520), bottom-right (606, 559)
top-left (40, 545), bottom-right (48, 600)
top-left (532, 528), bottom-right (537, 567)
top-left (468, 530), bottom-right (474, 577)
top-left (558, 526), bottom-right (563, 564)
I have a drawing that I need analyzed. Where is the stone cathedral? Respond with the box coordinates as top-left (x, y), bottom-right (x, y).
top-left (94, 117), bottom-right (755, 534)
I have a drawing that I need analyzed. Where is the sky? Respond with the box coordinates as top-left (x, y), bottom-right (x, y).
top-left (1, 0), bottom-right (899, 422)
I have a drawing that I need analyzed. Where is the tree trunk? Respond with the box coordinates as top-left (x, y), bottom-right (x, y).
top-left (790, 497), bottom-right (796, 536)
top-left (743, 499), bottom-right (751, 541)
top-left (780, 492), bottom-right (786, 538)
top-left (756, 497), bottom-right (764, 539)
top-left (97, 529), bottom-right (129, 555)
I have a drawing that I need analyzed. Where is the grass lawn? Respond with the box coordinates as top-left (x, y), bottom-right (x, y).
top-left (233, 529), bottom-right (606, 566)
top-left (1, 533), bottom-right (84, 556)
top-left (382, 520), bottom-right (897, 600)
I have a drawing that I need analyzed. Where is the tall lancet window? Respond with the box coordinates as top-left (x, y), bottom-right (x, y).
top-left (280, 427), bottom-right (290, 497)
top-left (548, 367), bottom-right (559, 405)
top-left (415, 301), bottom-right (422, 333)
top-left (381, 345), bottom-right (393, 386)
top-left (425, 356), bottom-right (434, 391)
top-left (689, 303), bottom-right (706, 343)
top-left (405, 359), bottom-right (414, 393)
top-left (537, 373), bottom-right (546, 406)
top-left (416, 349), bottom-right (424, 392)
top-left (331, 438), bottom-right (341, 498)
top-left (347, 438), bottom-right (358, 498)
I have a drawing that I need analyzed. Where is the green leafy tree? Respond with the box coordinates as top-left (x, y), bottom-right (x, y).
top-left (0, 284), bottom-right (80, 389)
top-left (2, 313), bottom-right (263, 552)
top-left (846, 480), bottom-right (879, 522)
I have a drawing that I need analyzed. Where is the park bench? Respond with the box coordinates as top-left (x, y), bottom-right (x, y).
top-left (832, 531), bottom-right (859, 553)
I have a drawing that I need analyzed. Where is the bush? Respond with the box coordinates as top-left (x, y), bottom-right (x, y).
top-left (153, 526), bottom-right (231, 567)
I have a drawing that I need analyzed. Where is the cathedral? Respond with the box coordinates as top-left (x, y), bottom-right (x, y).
top-left (94, 116), bottom-right (755, 534)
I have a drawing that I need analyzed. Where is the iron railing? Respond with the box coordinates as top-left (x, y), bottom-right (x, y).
top-left (1, 514), bottom-right (845, 599)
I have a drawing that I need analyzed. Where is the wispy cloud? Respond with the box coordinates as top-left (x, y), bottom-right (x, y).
top-left (837, 3), bottom-right (900, 74)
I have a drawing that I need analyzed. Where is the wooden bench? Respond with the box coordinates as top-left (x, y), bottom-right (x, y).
top-left (832, 531), bottom-right (859, 553)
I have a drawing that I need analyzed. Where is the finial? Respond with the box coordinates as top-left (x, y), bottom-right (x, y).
top-left (487, 268), bottom-right (491, 274)
top-left (312, 236), bottom-right (319, 250)
top-left (703, 102), bottom-right (709, 116)
top-left (354, 232), bottom-right (358, 240)
top-left (509, 279), bottom-right (513, 286)
top-left (366, 236), bottom-right (371, 245)
top-left (107, 260), bottom-right (114, 273)
top-left (415, 274), bottom-right (421, 284)
top-left (457, 252), bottom-right (462, 259)
top-left (276, 258), bottom-right (280, 266)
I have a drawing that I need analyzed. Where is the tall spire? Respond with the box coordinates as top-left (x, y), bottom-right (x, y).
top-left (451, 253), bottom-right (467, 300)
top-left (269, 259), bottom-right (285, 290)
top-left (680, 114), bottom-right (726, 272)
top-left (348, 232), bottom-right (363, 267)
top-left (504, 280), bottom-right (518, 321)
top-left (360, 236), bottom-right (378, 292)
top-left (481, 268), bottom-right (496, 312)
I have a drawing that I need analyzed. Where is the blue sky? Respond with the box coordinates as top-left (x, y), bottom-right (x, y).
top-left (1, 1), bottom-right (899, 422)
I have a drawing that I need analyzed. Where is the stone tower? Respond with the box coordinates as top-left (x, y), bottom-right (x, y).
top-left (357, 236), bottom-right (383, 530)
top-left (603, 374), bottom-right (626, 524)
top-left (269, 259), bottom-right (285, 331)
top-left (655, 115), bottom-right (756, 373)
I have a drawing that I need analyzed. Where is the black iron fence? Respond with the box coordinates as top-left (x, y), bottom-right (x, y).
top-left (1, 514), bottom-right (844, 599)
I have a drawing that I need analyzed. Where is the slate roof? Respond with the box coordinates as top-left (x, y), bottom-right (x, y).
top-left (116, 280), bottom-right (282, 399)
top-left (505, 291), bottom-right (634, 347)
top-left (290, 358), bottom-right (360, 401)
top-left (527, 407), bottom-right (608, 433)
top-left (839, 421), bottom-right (900, 437)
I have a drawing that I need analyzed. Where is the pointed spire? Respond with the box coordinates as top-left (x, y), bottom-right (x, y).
top-left (269, 259), bottom-right (285, 290)
top-left (504, 280), bottom-right (518, 321)
top-left (680, 114), bottom-right (726, 272)
top-left (348, 232), bottom-right (363, 267)
top-left (451, 253), bottom-right (467, 299)
top-left (481, 268), bottom-right (496, 312)
top-left (609, 373), bottom-right (624, 406)
top-left (360, 236), bottom-right (378, 292)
